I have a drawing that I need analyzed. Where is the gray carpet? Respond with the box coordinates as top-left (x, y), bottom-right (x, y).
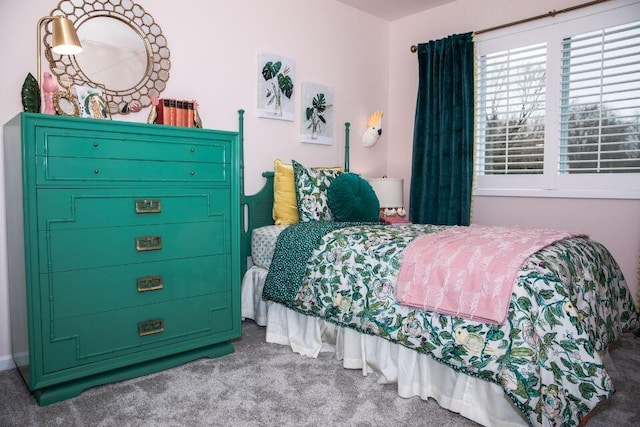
top-left (0, 321), bottom-right (638, 426)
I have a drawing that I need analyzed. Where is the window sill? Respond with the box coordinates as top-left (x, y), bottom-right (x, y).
top-left (473, 187), bottom-right (640, 200)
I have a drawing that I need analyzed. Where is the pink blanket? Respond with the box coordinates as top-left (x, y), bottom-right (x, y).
top-left (395, 225), bottom-right (583, 324)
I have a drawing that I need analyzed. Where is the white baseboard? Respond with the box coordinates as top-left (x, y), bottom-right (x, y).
top-left (0, 354), bottom-right (16, 372)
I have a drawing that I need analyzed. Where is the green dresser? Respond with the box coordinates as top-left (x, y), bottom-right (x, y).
top-left (3, 113), bottom-right (242, 405)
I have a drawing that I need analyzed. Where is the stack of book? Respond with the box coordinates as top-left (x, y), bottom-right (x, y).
top-left (155, 99), bottom-right (196, 127)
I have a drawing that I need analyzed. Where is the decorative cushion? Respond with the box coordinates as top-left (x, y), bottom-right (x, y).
top-left (327, 173), bottom-right (380, 222)
top-left (272, 159), bottom-right (299, 225)
top-left (251, 225), bottom-right (288, 269)
top-left (292, 160), bottom-right (342, 222)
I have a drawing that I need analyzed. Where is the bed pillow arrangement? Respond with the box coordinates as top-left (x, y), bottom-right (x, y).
top-left (327, 173), bottom-right (380, 222)
top-left (292, 160), bottom-right (342, 222)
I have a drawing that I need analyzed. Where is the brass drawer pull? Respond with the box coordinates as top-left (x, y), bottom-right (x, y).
top-left (135, 236), bottom-right (162, 251)
top-left (138, 319), bottom-right (164, 336)
top-left (135, 199), bottom-right (162, 214)
top-left (137, 275), bottom-right (163, 292)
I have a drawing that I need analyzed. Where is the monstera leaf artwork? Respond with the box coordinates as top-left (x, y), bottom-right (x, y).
top-left (257, 53), bottom-right (295, 121)
top-left (21, 73), bottom-right (41, 113)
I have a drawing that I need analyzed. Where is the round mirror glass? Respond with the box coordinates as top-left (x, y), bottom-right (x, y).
top-left (75, 17), bottom-right (148, 91)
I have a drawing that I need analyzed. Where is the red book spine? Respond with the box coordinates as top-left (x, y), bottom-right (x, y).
top-left (187, 102), bottom-right (195, 128)
top-left (176, 100), bottom-right (185, 126)
top-left (156, 99), bottom-right (171, 125)
top-left (169, 99), bottom-right (177, 126)
top-left (155, 101), bottom-right (163, 124)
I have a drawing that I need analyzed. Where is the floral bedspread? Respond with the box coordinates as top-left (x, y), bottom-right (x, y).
top-left (263, 223), bottom-right (640, 426)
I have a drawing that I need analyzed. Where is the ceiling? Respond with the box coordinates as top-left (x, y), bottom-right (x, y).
top-left (336, 0), bottom-right (457, 21)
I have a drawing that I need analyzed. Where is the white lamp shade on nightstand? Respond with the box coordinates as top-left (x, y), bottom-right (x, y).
top-left (367, 178), bottom-right (403, 208)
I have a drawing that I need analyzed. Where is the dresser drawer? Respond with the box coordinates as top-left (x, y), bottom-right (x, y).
top-left (36, 128), bottom-right (229, 163)
top-left (39, 220), bottom-right (228, 272)
top-left (37, 189), bottom-right (230, 230)
top-left (41, 292), bottom-right (234, 374)
top-left (40, 255), bottom-right (228, 321)
top-left (37, 156), bottom-right (229, 184)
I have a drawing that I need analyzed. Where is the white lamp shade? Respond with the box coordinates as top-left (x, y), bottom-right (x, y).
top-left (367, 178), bottom-right (403, 208)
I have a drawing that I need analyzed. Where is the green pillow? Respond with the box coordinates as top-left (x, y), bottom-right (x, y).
top-left (292, 160), bottom-right (342, 222)
top-left (327, 173), bottom-right (380, 222)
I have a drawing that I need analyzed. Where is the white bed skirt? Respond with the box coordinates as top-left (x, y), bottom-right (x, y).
top-left (241, 265), bottom-right (528, 427)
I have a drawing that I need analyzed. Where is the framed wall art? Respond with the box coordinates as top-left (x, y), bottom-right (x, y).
top-left (257, 52), bottom-right (295, 121)
top-left (301, 82), bottom-right (334, 145)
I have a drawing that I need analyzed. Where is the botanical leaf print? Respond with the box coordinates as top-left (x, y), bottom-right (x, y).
top-left (292, 160), bottom-right (341, 222)
top-left (268, 224), bottom-right (640, 427)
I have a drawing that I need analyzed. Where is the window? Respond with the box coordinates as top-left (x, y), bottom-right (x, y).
top-left (559, 22), bottom-right (640, 174)
top-left (476, 43), bottom-right (546, 175)
top-left (475, 0), bottom-right (640, 199)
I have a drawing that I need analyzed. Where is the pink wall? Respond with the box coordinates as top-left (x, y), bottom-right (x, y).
top-left (387, 0), bottom-right (640, 305)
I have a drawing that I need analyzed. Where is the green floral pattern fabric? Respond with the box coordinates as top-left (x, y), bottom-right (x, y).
top-left (292, 160), bottom-right (341, 222)
top-left (264, 223), bottom-right (640, 427)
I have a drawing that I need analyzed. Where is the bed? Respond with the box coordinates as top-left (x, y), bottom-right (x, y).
top-left (239, 125), bottom-right (640, 427)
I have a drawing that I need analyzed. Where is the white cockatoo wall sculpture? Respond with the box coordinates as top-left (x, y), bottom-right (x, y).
top-left (362, 111), bottom-right (383, 147)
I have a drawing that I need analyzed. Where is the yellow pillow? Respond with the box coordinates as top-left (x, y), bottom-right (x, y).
top-left (273, 159), bottom-right (299, 225)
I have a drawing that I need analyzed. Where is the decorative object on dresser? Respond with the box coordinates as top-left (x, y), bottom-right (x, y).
top-left (367, 176), bottom-right (405, 218)
top-left (153, 98), bottom-right (199, 127)
top-left (36, 14), bottom-right (82, 93)
top-left (21, 73), bottom-right (41, 113)
top-left (52, 86), bottom-right (80, 117)
top-left (42, 72), bottom-right (59, 115)
top-left (3, 111), bottom-right (244, 406)
top-left (43, 0), bottom-right (170, 116)
top-left (74, 84), bottom-right (109, 119)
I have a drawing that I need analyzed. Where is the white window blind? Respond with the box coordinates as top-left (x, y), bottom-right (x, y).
top-left (559, 21), bottom-right (640, 174)
top-left (474, 0), bottom-right (640, 199)
top-left (476, 43), bottom-right (546, 175)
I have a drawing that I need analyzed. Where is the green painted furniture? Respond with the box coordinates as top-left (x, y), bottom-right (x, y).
top-left (3, 112), bottom-right (242, 405)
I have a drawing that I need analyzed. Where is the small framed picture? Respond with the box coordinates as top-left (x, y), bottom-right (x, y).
top-left (53, 89), bottom-right (80, 117)
top-left (75, 85), bottom-right (110, 119)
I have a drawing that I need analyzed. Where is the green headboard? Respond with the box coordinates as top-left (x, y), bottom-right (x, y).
top-left (239, 121), bottom-right (351, 277)
top-left (240, 172), bottom-right (275, 276)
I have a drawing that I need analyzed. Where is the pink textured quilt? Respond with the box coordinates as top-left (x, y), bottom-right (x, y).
top-left (395, 225), bottom-right (582, 324)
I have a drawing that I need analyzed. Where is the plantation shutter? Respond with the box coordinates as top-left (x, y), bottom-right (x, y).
top-left (475, 43), bottom-right (547, 175)
top-left (559, 21), bottom-right (640, 174)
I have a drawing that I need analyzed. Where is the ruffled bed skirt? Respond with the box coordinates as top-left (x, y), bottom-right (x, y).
top-left (241, 265), bottom-right (528, 427)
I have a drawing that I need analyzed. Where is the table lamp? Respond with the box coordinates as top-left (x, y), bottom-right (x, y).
top-left (37, 15), bottom-right (82, 89)
top-left (367, 177), bottom-right (404, 217)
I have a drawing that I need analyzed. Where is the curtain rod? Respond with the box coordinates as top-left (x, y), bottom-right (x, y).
top-left (410, 0), bottom-right (610, 53)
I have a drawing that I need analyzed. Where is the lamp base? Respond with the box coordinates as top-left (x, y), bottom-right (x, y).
top-left (380, 206), bottom-right (406, 218)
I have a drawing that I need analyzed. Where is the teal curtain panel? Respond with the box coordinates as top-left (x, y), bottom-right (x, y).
top-left (409, 33), bottom-right (474, 226)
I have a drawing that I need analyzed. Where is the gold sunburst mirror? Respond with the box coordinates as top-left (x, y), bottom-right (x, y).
top-left (44, 0), bottom-right (171, 115)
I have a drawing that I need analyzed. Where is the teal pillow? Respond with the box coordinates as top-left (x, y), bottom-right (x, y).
top-left (327, 173), bottom-right (380, 222)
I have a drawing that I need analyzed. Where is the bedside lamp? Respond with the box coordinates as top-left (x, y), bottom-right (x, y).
top-left (37, 16), bottom-right (82, 89)
top-left (367, 177), bottom-right (404, 217)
